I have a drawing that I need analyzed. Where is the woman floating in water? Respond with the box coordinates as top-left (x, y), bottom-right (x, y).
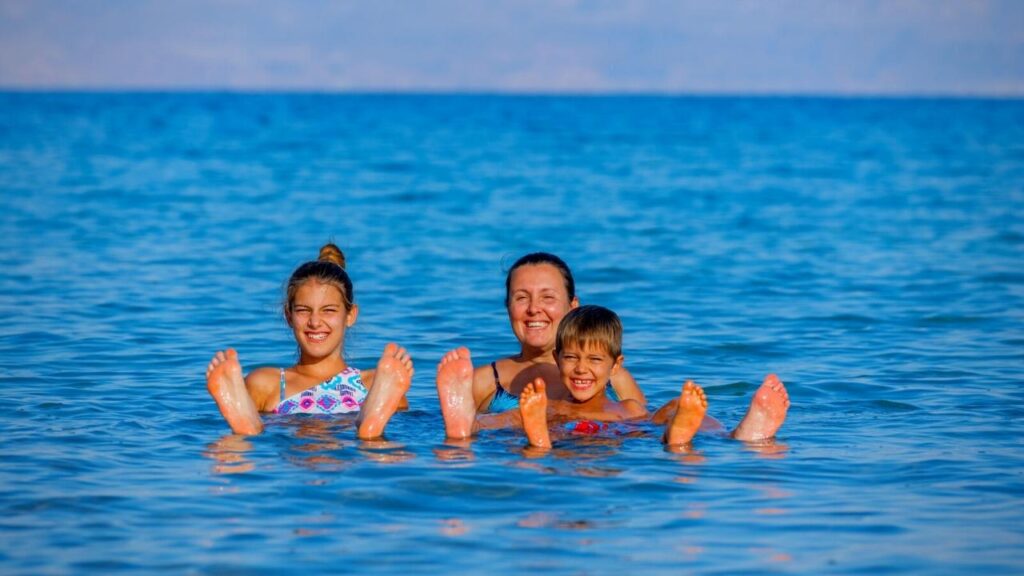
top-left (437, 305), bottom-right (790, 447)
top-left (206, 243), bottom-right (413, 439)
top-left (469, 252), bottom-right (646, 413)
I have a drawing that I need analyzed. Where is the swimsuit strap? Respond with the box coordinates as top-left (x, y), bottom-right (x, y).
top-left (491, 361), bottom-right (501, 391)
top-left (279, 368), bottom-right (287, 404)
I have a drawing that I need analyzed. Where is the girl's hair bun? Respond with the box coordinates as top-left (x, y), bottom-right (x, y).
top-left (318, 243), bottom-right (346, 269)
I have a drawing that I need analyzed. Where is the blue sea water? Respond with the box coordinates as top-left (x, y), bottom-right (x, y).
top-left (0, 93), bottom-right (1022, 574)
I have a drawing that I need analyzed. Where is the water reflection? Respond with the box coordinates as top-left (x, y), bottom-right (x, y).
top-left (433, 439), bottom-right (475, 463)
top-left (203, 434), bottom-right (254, 474)
top-left (439, 518), bottom-right (469, 537)
top-left (203, 417), bottom-right (420, 474)
top-left (357, 438), bottom-right (415, 463)
top-left (741, 438), bottom-right (790, 459)
top-left (516, 511), bottom-right (598, 531)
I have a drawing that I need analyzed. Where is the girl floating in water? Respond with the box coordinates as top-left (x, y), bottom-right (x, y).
top-left (206, 243), bottom-right (413, 439)
top-left (438, 305), bottom-right (789, 447)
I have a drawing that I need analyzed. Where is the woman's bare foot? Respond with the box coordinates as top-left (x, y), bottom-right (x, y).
top-left (436, 347), bottom-right (476, 439)
top-left (732, 374), bottom-right (790, 441)
top-left (664, 380), bottom-right (707, 446)
top-left (206, 349), bottom-right (263, 435)
top-left (519, 378), bottom-right (551, 449)
top-left (356, 343), bottom-right (414, 439)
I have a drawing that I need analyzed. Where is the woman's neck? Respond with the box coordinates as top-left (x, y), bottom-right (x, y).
top-left (516, 345), bottom-right (555, 364)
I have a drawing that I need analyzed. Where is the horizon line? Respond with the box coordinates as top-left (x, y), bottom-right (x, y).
top-left (1, 86), bottom-right (1022, 101)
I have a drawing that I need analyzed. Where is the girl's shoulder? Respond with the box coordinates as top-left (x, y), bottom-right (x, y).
top-left (245, 366), bottom-right (284, 411)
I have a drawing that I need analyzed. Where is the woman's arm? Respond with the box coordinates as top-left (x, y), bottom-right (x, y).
top-left (471, 363), bottom-right (499, 412)
top-left (611, 367), bottom-right (647, 406)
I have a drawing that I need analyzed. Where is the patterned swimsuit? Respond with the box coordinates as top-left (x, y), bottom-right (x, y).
top-left (274, 367), bottom-right (367, 415)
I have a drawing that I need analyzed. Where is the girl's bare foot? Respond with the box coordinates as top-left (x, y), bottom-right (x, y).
top-left (206, 349), bottom-right (263, 435)
top-left (664, 380), bottom-right (707, 446)
top-left (356, 343), bottom-right (414, 439)
top-left (519, 378), bottom-right (551, 449)
top-left (732, 374), bottom-right (790, 441)
top-left (436, 347), bottom-right (476, 439)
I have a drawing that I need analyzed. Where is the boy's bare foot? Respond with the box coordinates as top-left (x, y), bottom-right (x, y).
top-left (665, 380), bottom-right (707, 446)
top-left (356, 343), bottom-right (414, 439)
top-left (436, 347), bottom-right (476, 439)
top-left (519, 378), bottom-right (551, 449)
top-left (732, 374), bottom-right (790, 441)
top-left (206, 348), bottom-right (263, 435)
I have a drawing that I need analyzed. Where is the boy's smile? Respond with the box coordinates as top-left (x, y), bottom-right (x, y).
top-left (557, 341), bottom-right (624, 403)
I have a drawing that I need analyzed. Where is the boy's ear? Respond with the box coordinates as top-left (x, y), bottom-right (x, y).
top-left (612, 354), bottom-right (625, 374)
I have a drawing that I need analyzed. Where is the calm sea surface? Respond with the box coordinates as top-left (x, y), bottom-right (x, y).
top-left (1, 93), bottom-right (1022, 574)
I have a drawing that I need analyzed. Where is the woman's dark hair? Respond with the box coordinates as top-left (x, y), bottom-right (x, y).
top-left (504, 252), bottom-right (575, 306)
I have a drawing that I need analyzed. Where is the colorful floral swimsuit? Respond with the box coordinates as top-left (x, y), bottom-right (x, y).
top-left (274, 367), bottom-right (367, 414)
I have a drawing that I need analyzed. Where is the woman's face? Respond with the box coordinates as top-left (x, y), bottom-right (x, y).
top-left (506, 263), bottom-right (579, 352)
top-left (286, 279), bottom-right (358, 360)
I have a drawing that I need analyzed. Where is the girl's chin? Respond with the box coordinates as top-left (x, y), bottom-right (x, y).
top-left (299, 341), bottom-right (339, 356)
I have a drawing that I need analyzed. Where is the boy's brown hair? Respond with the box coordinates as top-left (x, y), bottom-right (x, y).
top-left (555, 305), bottom-right (622, 358)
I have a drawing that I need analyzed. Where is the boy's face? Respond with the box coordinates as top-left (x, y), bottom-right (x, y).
top-left (557, 340), bottom-right (623, 403)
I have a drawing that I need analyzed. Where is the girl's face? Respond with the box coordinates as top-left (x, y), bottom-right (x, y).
top-left (507, 263), bottom-right (579, 352)
top-left (287, 279), bottom-right (358, 360)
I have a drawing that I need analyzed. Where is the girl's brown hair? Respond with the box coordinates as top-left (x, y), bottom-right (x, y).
top-left (284, 243), bottom-right (354, 314)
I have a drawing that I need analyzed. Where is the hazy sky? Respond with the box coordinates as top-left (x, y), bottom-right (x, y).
top-left (1, 0), bottom-right (1021, 95)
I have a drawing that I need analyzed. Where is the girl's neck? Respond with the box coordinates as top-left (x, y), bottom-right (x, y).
top-left (294, 353), bottom-right (348, 380)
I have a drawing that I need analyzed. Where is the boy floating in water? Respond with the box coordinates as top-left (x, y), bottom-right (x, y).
top-left (437, 305), bottom-right (789, 449)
